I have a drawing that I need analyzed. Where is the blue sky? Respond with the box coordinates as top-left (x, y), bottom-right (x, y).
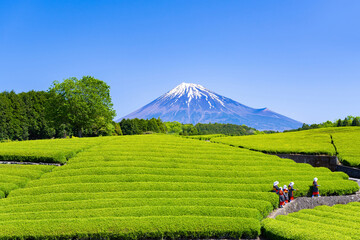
top-left (1, 1), bottom-right (359, 124)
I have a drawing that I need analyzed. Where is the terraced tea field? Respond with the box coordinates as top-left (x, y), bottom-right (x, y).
top-left (0, 137), bottom-right (111, 163)
top-left (263, 202), bottom-right (360, 240)
top-left (0, 164), bottom-right (54, 197)
top-left (0, 135), bottom-right (358, 239)
top-left (213, 127), bottom-right (360, 168)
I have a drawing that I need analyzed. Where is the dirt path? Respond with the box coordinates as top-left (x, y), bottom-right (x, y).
top-left (267, 178), bottom-right (360, 219)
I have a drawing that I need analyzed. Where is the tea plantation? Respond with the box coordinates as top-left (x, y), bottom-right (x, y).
top-left (0, 135), bottom-right (358, 239)
top-left (263, 202), bottom-right (360, 240)
top-left (0, 164), bottom-right (54, 197)
top-left (213, 127), bottom-right (360, 168)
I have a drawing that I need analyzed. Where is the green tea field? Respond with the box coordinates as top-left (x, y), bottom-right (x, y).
top-left (263, 202), bottom-right (360, 240)
top-left (0, 135), bottom-right (358, 239)
top-left (213, 127), bottom-right (360, 168)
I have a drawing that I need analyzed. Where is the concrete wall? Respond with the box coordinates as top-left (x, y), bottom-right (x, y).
top-left (275, 154), bottom-right (339, 171)
top-left (336, 165), bottom-right (360, 178)
top-left (274, 154), bottom-right (360, 178)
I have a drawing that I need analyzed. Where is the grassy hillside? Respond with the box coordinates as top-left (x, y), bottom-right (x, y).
top-left (213, 127), bottom-right (360, 168)
top-left (331, 128), bottom-right (360, 168)
top-left (0, 135), bottom-right (357, 239)
top-left (0, 165), bottom-right (54, 197)
top-left (0, 137), bottom-right (111, 163)
top-left (262, 202), bottom-right (360, 240)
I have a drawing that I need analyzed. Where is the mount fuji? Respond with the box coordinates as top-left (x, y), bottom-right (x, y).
top-left (119, 83), bottom-right (303, 131)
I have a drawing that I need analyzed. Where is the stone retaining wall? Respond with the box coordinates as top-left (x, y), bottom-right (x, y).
top-left (274, 154), bottom-right (360, 178)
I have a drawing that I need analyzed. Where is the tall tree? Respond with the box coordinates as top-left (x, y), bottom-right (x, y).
top-left (352, 117), bottom-right (360, 126)
top-left (336, 119), bottom-right (342, 127)
top-left (48, 76), bottom-right (116, 137)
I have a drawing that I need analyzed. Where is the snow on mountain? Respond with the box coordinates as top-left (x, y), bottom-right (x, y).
top-left (118, 83), bottom-right (303, 131)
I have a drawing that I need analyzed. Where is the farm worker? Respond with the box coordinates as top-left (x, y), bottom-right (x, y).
top-left (272, 181), bottom-right (280, 194)
top-left (288, 182), bottom-right (297, 202)
top-left (283, 185), bottom-right (289, 203)
top-left (312, 177), bottom-right (320, 198)
top-left (278, 187), bottom-right (285, 208)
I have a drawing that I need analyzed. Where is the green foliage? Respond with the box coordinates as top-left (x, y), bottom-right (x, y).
top-left (165, 121), bottom-right (183, 134)
top-left (181, 124), bottom-right (198, 135)
top-left (0, 165), bottom-right (54, 196)
top-left (288, 115), bottom-right (360, 132)
top-left (119, 118), bottom-right (166, 135)
top-left (114, 122), bottom-right (123, 135)
top-left (165, 122), bottom-right (257, 136)
top-left (262, 202), bottom-right (360, 240)
top-left (0, 91), bottom-right (56, 141)
top-left (352, 117), bottom-right (360, 126)
top-left (0, 135), bottom-right (357, 239)
top-left (0, 137), bottom-right (111, 163)
top-left (195, 123), bottom-right (256, 135)
top-left (331, 127), bottom-right (360, 168)
top-left (0, 77), bottom-right (117, 141)
top-left (212, 128), bottom-right (336, 155)
top-left (184, 134), bottom-right (226, 140)
top-left (48, 76), bottom-right (116, 137)
top-left (214, 127), bottom-right (360, 168)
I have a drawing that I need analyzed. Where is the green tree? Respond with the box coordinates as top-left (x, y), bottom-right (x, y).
top-left (336, 119), bottom-right (342, 127)
top-left (165, 121), bottom-right (182, 134)
top-left (114, 122), bottom-right (123, 135)
top-left (342, 117), bottom-right (351, 126)
top-left (48, 76), bottom-right (116, 137)
top-left (156, 118), bottom-right (166, 133)
top-left (147, 118), bottom-right (160, 132)
top-left (352, 117), bottom-right (360, 126)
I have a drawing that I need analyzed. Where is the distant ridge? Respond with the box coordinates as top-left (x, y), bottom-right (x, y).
top-left (119, 83), bottom-right (303, 131)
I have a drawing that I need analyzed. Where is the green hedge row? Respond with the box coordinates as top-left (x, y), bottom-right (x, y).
top-left (13, 180), bottom-right (359, 199)
top-left (0, 164), bottom-right (55, 197)
top-left (26, 173), bottom-right (348, 188)
top-left (3, 191), bottom-right (279, 208)
top-left (43, 166), bottom-right (333, 179)
top-left (0, 198), bottom-right (273, 218)
top-left (63, 159), bottom-right (307, 171)
top-left (0, 216), bottom-right (261, 240)
top-left (262, 202), bottom-right (360, 240)
top-left (0, 205), bottom-right (263, 222)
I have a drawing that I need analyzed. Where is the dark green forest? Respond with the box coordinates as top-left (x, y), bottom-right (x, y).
top-left (119, 118), bottom-right (166, 135)
top-left (0, 91), bottom-right (54, 141)
top-left (0, 76), bottom-right (118, 141)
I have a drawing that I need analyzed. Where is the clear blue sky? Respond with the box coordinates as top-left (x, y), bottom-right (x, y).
top-left (1, 1), bottom-right (359, 124)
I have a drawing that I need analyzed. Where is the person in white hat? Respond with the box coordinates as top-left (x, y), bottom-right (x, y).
top-left (272, 181), bottom-right (280, 194)
top-left (312, 177), bottom-right (320, 198)
top-left (279, 187), bottom-right (285, 208)
top-left (288, 182), bottom-right (297, 202)
top-left (283, 185), bottom-right (289, 203)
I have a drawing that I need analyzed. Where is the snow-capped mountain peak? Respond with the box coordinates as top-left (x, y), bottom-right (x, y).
top-left (162, 83), bottom-right (225, 107)
top-left (119, 83), bottom-right (303, 131)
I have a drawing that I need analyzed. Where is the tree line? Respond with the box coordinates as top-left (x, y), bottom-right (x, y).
top-left (5, 76), bottom-right (358, 141)
top-left (0, 76), bottom-right (117, 141)
top-left (164, 122), bottom-right (258, 136)
top-left (118, 118), bottom-right (166, 135)
top-left (0, 75), bottom-right (171, 141)
top-left (286, 115), bottom-right (360, 132)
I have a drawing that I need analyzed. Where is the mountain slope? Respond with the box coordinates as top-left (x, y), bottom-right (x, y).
top-left (119, 83), bottom-right (303, 131)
